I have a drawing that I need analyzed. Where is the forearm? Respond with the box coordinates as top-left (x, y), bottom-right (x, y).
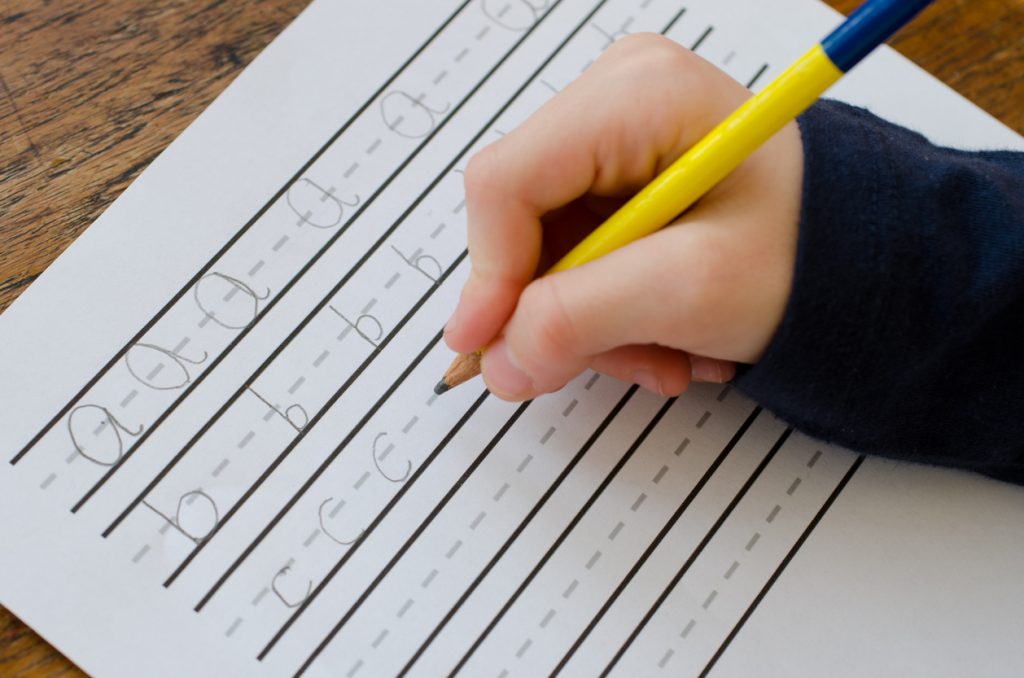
top-left (737, 99), bottom-right (1024, 483)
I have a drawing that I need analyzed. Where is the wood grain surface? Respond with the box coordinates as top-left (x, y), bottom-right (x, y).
top-left (1, 0), bottom-right (1021, 675)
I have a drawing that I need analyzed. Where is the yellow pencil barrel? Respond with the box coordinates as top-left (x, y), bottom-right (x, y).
top-left (549, 44), bottom-right (843, 273)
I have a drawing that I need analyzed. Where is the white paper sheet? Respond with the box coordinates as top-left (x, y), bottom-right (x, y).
top-left (2, 1), bottom-right (1022, 676)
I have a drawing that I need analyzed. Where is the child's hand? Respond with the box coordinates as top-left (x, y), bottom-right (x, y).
top-left (444, 34), bottom-right (804, 401)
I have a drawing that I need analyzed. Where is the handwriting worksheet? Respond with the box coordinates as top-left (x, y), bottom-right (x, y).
top-left (2, 1), bottom-right (1023, 676)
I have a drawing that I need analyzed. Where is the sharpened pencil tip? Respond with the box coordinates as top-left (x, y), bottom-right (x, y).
top-left (433, 379), bottom-right (451, 396)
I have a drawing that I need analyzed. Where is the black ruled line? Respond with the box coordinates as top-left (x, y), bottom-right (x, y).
top-left (430, 397), bottom-right (677, 676)
top-left (600, 428), bottom-right (793, 676)
top-left (157, 253), bottom-right (466, 584)
top-left (109, 249), bottom-right (464, 542)
top-left (194, 385), bottom-right (491, 611)
top-left (189, 0), bottom-right (600, 612)
top-left (550, 407), bottom-right (762, 676)
top-left (699, 455), bottom-right (863, 678)
top-left (746, 62), bottom-right (769, 89)
top-left (10, 1), bottom-right (473, 467)
top-left (287, 401), bottom-right (533, 674)
top-left (72, 0), bottom-right (566, 512)
top-left (293, 387), bottom-right (637, 676)
top-left (691, 25), bottom-right (714, 52)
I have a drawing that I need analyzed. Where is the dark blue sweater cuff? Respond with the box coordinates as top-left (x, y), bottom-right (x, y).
top-left (735, 99), bottom-right (1024, 483)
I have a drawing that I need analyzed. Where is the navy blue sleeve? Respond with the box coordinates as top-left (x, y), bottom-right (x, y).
top-left (736, 99), bottom-right (1024, 484)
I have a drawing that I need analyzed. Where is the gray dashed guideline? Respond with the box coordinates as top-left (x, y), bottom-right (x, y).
top-left (65, 451), bottom-right (77, 464)
top-left (585, 550), bottom-right (602, 570)
top-left (562, 399), bottom-right (579, 417)
top-left (493, 483), bottom-right (510, 502)
top-left (272, 235), bottom-right (289, 252)
top-left (371, 628), bottom-right (389, 648)
top-left (517, 455), bottom-right (533, 473)
top-left (674, 438), bottom-right (690, 456)
top-left (703, 590), bottom-right (717, 610)
top-left (384, 272), bottom-right (401, 289)
top-left (288, 376), bottom-right (306, 394)
top-left (658, 648), bottom-right (675, 669)
top-left (696, 411), bottom-right (712, 428)
top-left (93, 419), bottom-right (108, 436)
top-left (516, 638), bottom-right (532, 658)
top-left (248, 260), bottom-right (265, 276)
top-left (540, 427), bottom-right (556, 444)
top-left (540, 609), bottom-right (556, 628)
top-left (211, 458), bottom-right (230, 477)
top-left (455, 47), bottom-right (469, 63)
top-left (631, 493), bottom-right (647, 512)
top-left (344, 162), bottom-right (360, 178)
top-left (453, 198), bottom-right (466, 213)
top-left (366, 138), bottom-right (382, 154)
top-left (787, 477), bottom-right (802, 495)
top-left (40, 473), bottom-right (56, 490)
top-left (403, 416), bottom-right (419, 433)
top-left (354, 471), bottom-right (371, 490)
top-left (446, 540), bottom-right (463, 559)
top-left (746, 532), bottom-right (761, 551)
top-left (562, 579), bottom-right (579, 599)
top-left (608, 521), bottom-right (625, 540)
top-left (252, 587), bottom-right (270, 606)
top-left (475, 24), bottom-right (491, 40)
top-left (432, 70), bottom-right (448, 85)
top-left (807, 450), bottom-right (822, 468)
top-left (585, 373), bottom-right (600, 390)
top-left (172, 336), bottom-right (191, 352)
top-left (346, 659), bottom-right (363, 677)
top-left (430, 221), bottom-right (447, 239)
top-left (120, 389), bottom-right (139, 408)
top-left (131, 544), bottom-right (150, 563)
top-left (238, 431), bottom-right (255, 449)
top-left (652, 465), bottom-right (669, 484)
top-left (397, 599), bottom-right (414, 618)
top-left (766, 504), bottom-right (781, 523)
top-left (329, 498), bottom-right (346, 518)
top-left (681, 619), bottom-right (696, 638)
top-left (717, 385), bottom-right (731, 401)
top-left (313, 350), bottom-right (330, 367)
top-left (470, 511), bottom-right (486, 529)
top-left (422, 569), bottom-right (438, 588)
top-left (225, 617), bottom-right (243, 637)
top-left (724, 561), bottom-right (740, 579)
top-left (304, 530), bottom-right (320, 547)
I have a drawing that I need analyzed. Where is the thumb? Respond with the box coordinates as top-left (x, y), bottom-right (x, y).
top-left (481, 225), bottom-right (721, 400)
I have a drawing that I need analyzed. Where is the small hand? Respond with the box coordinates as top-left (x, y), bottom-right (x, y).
top-left (445, 34), bottom-right (803, 401)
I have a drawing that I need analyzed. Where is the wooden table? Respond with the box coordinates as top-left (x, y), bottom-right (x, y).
top-left (1, 0), bottom-right (1021, 674)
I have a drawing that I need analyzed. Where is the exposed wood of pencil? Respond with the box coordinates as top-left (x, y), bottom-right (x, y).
top-left (435, 352), bottom-right (482, 394)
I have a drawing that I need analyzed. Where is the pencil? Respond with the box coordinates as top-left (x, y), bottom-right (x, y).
top-left (436, 0), bottom-right (936, 396)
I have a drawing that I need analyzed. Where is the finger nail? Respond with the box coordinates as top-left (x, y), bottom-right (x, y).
top-left (690, 356), bottom-right (724, 383)
top-left (483, 337), bottom-right (533, 399)
top-left (632, 369), bottom-right (663, 396)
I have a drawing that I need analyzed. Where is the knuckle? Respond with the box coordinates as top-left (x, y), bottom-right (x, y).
top-left (518, 276), bottom-right (579, 364)
top-left (463, 143), bottom-right (503, 200)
